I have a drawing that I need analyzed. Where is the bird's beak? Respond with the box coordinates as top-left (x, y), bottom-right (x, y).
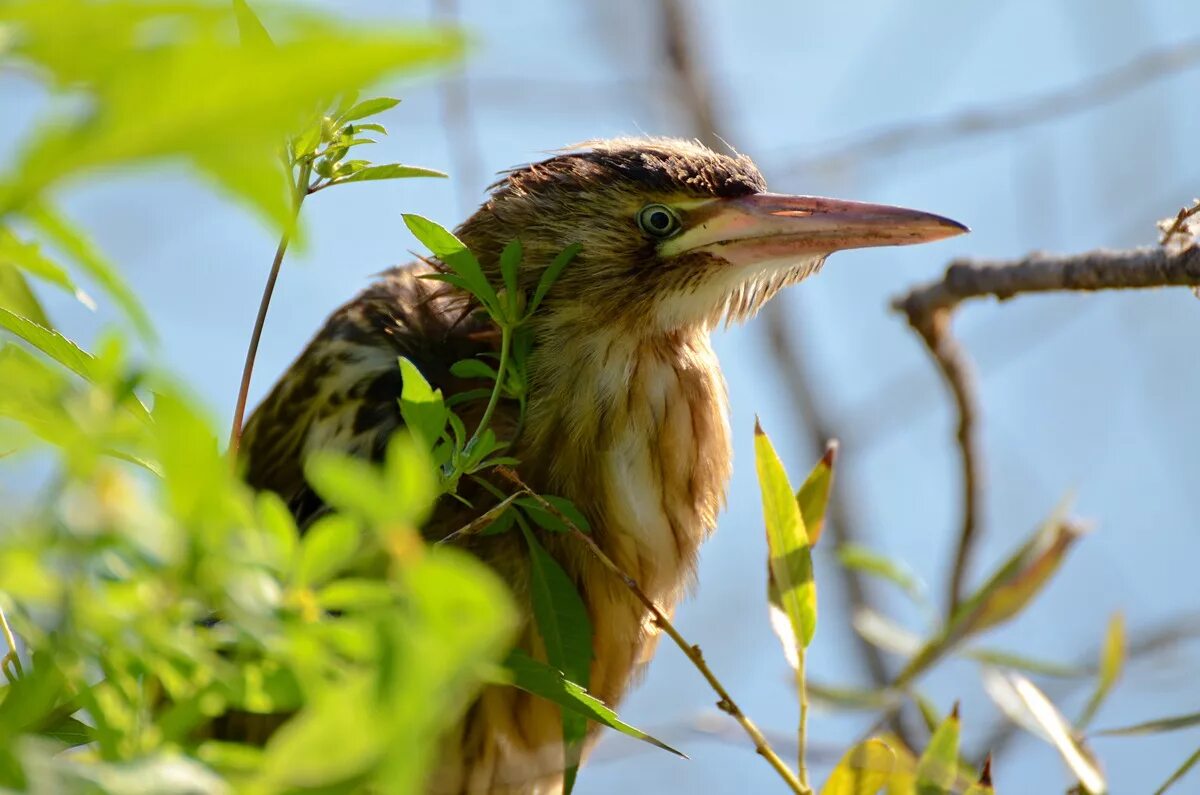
top-left (661, 192), bottom-right (968, 265)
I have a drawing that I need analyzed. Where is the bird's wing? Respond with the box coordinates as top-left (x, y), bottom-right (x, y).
top-left (241, 263), bottom-right (485, 527)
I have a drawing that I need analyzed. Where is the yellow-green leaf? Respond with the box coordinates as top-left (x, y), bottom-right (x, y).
top-left (915, 708), bottom-right (959, 794)
top-left (755, 420), bottom-right (816, 660)
top-left (0, 263), bottom-right (50, 328)
top-left (821, 738), bottom-right (895, 795)
top-left (1078, 610), bottom-right (1125, 730)
top-left (797, 439), bottom-right (836, 545)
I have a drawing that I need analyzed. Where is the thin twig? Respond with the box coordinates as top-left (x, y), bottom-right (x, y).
top-left (781, 37), bottom-right (1200, 177)
top-left (227, 161), bottom-right (311, 460)
top-left (0, 604), bottom-right (23, 680)
top-left (496, 467), bottom-right (809, 794)
top-left (894, 243), bottom-right (1200, 612)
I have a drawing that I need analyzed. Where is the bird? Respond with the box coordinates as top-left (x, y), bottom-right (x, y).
top-left (240, 137), bottom-right (966, 793)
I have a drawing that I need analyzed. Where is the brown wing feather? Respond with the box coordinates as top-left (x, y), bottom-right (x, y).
top-left (241, 262), bottom-right (488, 527)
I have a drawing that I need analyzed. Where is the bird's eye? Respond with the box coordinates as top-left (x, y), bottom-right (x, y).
top-left (637, 204), bottom-right (682, 238)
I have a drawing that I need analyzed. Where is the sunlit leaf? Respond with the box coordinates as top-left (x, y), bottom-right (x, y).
top-left (820, 738), bottom-right (894, 795)
top-left (961, 757), bottom-right (994, 795)
top-left (982, 668), bottom-right (1106, 793)
top-left (398, 356), bottom-right (448, 452)
top-left (403, 214), bottom-right (498, 313)
top-left (915, 708), bottom-right (959, 794)
top-left (233, 0), bottom-right (274, 49)
top-left (852, 608), bottom-right (921, 657)
top-left (331, 163), bottom-right (447, 186)
top-left (502, 650), bottom-right (684, 758)
top-left (0, 263), bottom-right (50, 328)
top-left (0, 306), bottom-right (96, 383)
top-left (0, 227), bottom-right (92, 309)
top-left (797, 440), bottom-right (836, 545)
top-left (337, 97), bottom-right (401, 123)
top-left (755, 420), bottom-right (816, 670)
top-left (1078, 611), bottom-right (1125, 730)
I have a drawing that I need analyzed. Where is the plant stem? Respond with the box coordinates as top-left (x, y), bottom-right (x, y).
top-left (228, 160), bottom-right (312, 461)
top-left (0, 603), bottom-right (24, 680)
top-left (465, 321), bottom-right (510, 453)
top-left (495, 467), bottom-right (810, 795)
top-left (796, 651), bottom-right (810, 790)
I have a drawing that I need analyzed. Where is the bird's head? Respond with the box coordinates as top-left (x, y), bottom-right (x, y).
top-left (456, 137), bottom-right (966, 332)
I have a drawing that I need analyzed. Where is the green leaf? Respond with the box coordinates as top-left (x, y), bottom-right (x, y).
top-left (1098, 711), bottom-right (1200, 736)
top-left (502, 650), bottom-right (684, 758)
top-left (515, 495), bottom-right (591, 534)
top-left (256, 490), bottom-right (299, 574)
top-left (449, 358), bottom-right (499, 381)
top-left (334, 165), bottom-right (446, 185)
top-left (1152, 748), bottom-right (1200, 795)
top-left (0, 227), bottom-right (91, 309)
top-left (233, 0), bottom-right (274, 49)
top-left (354, 123), bottom-right (388, 135)
top-left (528, 243), bottom-right (581, 317)
top-left (820, 738), bottom-right (895, 795)
top-left (1078, 611), bottom-right (1125, 730)
top-left (499, 238), bottom-right (522, 317)
top-left (981, 668), bottom-right (1106, 793)
top-left (0, 263), bottom-right (50, 328)
top-left (39, 715), bottom-right (93, 747)
top-left (317, 579), bottom-right (396, 612)
top-left (27, 203), bottom-right (156, 342)
top-left (403, 214), bottom-right (498, 314)
top-left (397, 356), bottom-right (448, 452)
top-left (295, 513), bottom-right (360, 587)
top-left (520, 522), bottom-right (592, 784)
top-left (915, 708), bottom-right (960, 794)
top-left (755, 420), bottom-right (816, 667)
top-left (337, 97), bottom-right (401, 123)
top-left (837, 544), bottom-right (927, 608)
top-left (797, 440), bottom-right (836, 545)
top-left (0, 306), bottom-right (96, 383)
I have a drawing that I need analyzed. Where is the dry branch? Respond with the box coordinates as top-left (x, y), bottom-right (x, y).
top-left (894, 242), bottom-right (1200, 612)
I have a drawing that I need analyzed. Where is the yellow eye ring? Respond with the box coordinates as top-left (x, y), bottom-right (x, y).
top-left (637, 204), bottom-right (682, 238)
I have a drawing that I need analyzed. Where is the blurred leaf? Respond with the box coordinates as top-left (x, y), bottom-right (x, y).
top-left (337, 97), bottom-right (401, 123)
top-left (255, 490), bottom-right (299, 575)
top-left (852, 608), bottom-right (921, 657)
top-left (1078, 611), bottom-right (1125, 730)
top-left (965, 647), bottom-right (1087, 679)
top-left (0, 306), bottom-right (97, 383)
top-left (528, 243), bottom-right (581, 317)
top-left (1098, 711), bottom-right (1200, 736)
top-left (755, 420), bottom-right (816, 671)
top-left (403, 214), bottom-right (498, 314)
top-left (38, 715), bottom-right (93, 747)
top-left (26, 203), bottom-right (155, 342)
top-left (0, 227), bottom-right (91, 309)
top-left (2, 6), bottom-right (464, 227)
top-left (961, 757), bottom-right (994, 795)
top-left (397, 356), bottom-right (447, 452)
top-left (807, 682), bottom-right (901, 712)
top-left (331, 163), bottom-right (447, 186)
top-left (820, 738), bottom-right (894, 795)
top-left (797, 440), bottom-right (836, 545)
top-left (0, 263), bottom-right (50, 327)
top-left (1153, 748), bottom-right (1200, 795)
top-left (520, 522), bottom-right (592, 788)
top-left (915, 709), bottom-right (959, 794)
top-left (896, 511), bottom-right (1084, 686)
top-left (294, 513), bottom-right (360, 587)
top-left (233, 0), bottom-right (274, 49)
top-left (316, 579), bottom-right (395, 612)
top-left (838, 544), bottom-right (927, 608)
top-left (982, 668), bottom-right (1106, 793)
top-left (503, 650), bottom-right (684, 758)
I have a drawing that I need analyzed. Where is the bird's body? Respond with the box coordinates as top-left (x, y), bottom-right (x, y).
top-left (241, 138), bottom-right (964, 793)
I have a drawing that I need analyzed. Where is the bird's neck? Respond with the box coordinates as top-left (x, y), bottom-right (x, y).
top-left (520, 320), bottom-right (732, 604)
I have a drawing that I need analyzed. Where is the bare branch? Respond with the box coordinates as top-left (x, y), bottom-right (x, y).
top-left (781, 38), bottom-right (1200, 177)
top-left (894, 242), bottom-right (1200, 611)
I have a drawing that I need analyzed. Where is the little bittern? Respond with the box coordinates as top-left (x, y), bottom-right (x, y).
top-left (241, 137), bottom-right (966, 793)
